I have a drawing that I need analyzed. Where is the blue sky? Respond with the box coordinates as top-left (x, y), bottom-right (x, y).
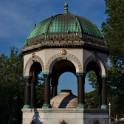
top-left (0, 0), bottom-right (107, 94)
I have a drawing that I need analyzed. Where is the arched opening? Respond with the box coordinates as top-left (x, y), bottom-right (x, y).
top-left (35, 73), bottom-right (44, 107)
top-left (30, 62), bottom-right (41, 76)
top-left (58, 72), bottom-right (77, 95)
top-left (85, 70), bottom-right (99, 108)
top-left (85, 61), bottom-right (101, 108)
top-left (29, 62), bottom-right (44, 108)
top-left (85, 71), bottom-right (96, 92)
top-left (51, 59), bottom-right (76, 97)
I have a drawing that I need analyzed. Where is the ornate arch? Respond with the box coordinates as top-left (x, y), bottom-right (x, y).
top-left (97, 59), bottom-right (108, 76)
top-left (45, 53), bottom-right (82, 73)
top-left (24, 55), bottom-right (44, 76)
top-left (83, 55), bottom-right (107, 76)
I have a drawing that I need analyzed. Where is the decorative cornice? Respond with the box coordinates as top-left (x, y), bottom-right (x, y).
top-left (22, 40), bottom-right (109, 55)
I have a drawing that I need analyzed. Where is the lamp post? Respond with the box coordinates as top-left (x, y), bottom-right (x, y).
top-left (109, 102), bottom-right (111, 124)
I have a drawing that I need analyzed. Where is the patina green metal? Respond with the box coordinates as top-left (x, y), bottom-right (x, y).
top-left (26, 14), bottom-right (103, 39)
top-left (64, 3), bottom-right (68, 14)
top-left (77, 16), bottom-right (102, 38)
top-left (49, 14), bottom-right (78, 33)
top-left (27, 17), bottom-right (52, 39)
top-left (24, 4), bottom-right (104, 48)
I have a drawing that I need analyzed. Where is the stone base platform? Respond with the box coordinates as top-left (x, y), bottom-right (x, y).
top-left (22, 108), bottom-right (109, 124)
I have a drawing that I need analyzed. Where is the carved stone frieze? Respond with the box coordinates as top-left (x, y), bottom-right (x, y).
top-left (24, 55), bottom-right (44, 76)
top-left (45, 52), bottom-right (82, 73)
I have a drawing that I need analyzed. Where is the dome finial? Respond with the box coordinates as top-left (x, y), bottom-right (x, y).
top-left (64, 3), bottom-right (68, 14)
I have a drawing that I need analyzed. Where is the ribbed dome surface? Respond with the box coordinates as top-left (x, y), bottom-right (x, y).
top-left (23, 3), bottom-right (107, 49)
top-left (27, 14), bottom-right (103, 40)
top-left (50, 90), bottom-right (77, 108)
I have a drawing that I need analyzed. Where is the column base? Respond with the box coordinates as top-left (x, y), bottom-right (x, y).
top-left (77, 103), bottom-right (85, 109)
top-left (23, 104), bottom-right (31, 109)
top-left (42, 104), bottom-right (51, 109)
top-left (101, 104), bottom-right (107, 109)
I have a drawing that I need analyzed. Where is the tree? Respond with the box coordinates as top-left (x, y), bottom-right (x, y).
top-left (0, 47), bottom-right (45, 123)
top-left (102, 0), bottom-right (124, 115)
top-left (35, 83), bottom-right (44, 108)
top-left (85, 91), bottom-right (99, 108)
top-left (0, 48), bottom-right (24, 123)
top-left (102, 0), bottom-right (124, 56)
top-left (86, 71), bottom-right (101, 108)
top-left (87, 71), bottom-right (98, 89)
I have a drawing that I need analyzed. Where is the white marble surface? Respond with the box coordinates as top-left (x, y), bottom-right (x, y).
top-left (22, 108), bottom-right (109, 124)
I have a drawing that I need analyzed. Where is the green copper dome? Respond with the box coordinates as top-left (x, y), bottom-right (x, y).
top-left (24, 3), bottom-right (105, 48)
top-left (27, 14), bottom-right (103, 39)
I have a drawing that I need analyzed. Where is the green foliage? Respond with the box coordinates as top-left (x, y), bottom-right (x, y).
top-left (85, 91), bottom-right (99, 108)
top-left (102, 0), bottom-right (124, 55)
top-left (35, 74), bottom-right (44, 108)
top-left (35, 83), bottom-right (44, 108)
top-left (0, 47), bottom-right (24, 123)
top-left (87, 0), bottom-right (124, 114)
top-left (0, 48), bottom-right (45, 123)
top-left (107, 64), bottom-right (124, 115)
top-left (102, 0), bottom-right (124, 115)
top-left (108, 65), bottom-right (124, 94)
top-left (86, 71), bottom-right (99, 108)
top-left (87, 71), bottom-right (98, 89)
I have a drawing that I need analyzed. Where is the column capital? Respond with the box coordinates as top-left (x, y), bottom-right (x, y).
top-left (101, 104), bottom-right (108, 109)
top-left (77, 103), bottom-right (85, 109)
top-left (23, 104), bottom-right (31, 109)
top-left (76, 72), bottom-right (86, 76)
top-left (42, 72), bottom-right (51, 75)
top-left (101, 75), bottom-right (107, 78)
top-left (42, 104), bottom-right (51, 109)
top-left (23, 76), bottom-right (30, 80)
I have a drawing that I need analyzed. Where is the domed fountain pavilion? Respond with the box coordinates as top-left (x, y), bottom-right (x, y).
top-left (22, 3), bottom-right (109, 124)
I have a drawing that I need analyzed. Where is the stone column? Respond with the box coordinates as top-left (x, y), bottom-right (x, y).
top-left (97, 75), bottom-right (102, 107)
top-left (101, 76), bottom-right (107, 109)
top-left (31, 72), bottom-right (37, 108)
top-left (42, 73), bottom-right (51, 108)
top-left (77, 73), bottom-right (85, 108)
top-left (23, 76), bottom-right (31, 108)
